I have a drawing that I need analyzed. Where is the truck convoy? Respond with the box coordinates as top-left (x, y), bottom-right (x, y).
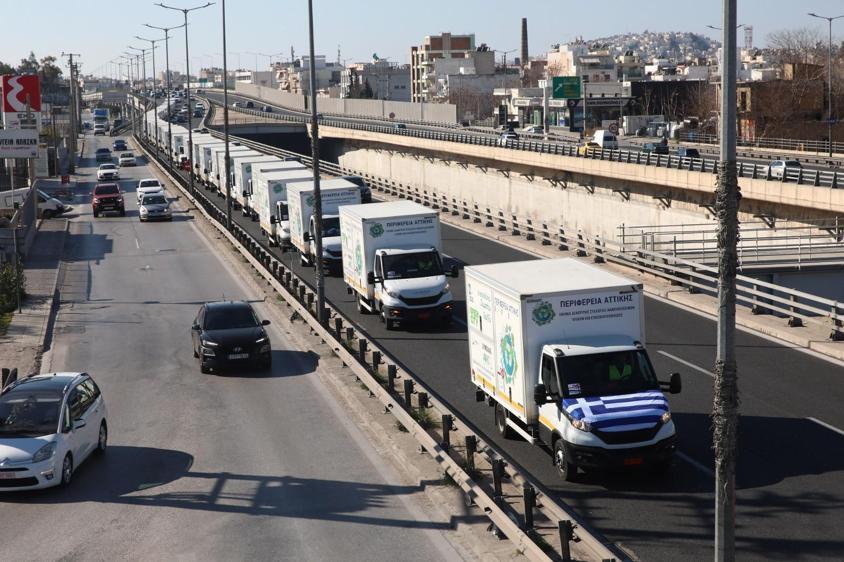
top-left (242, 160), bottom-right (304, 219)
top-left (340, 201), bottom-right (458, 329)
top-left (229, 154), bottom-right (280, 211)
top-left (466, 258), bottom-right (682, 480)
top-left (252, 167), bottom-right (312, 248)
top-left (288, 179), bottom-right (360, 272)
top-left (214, 149), bottom-right (261, 196)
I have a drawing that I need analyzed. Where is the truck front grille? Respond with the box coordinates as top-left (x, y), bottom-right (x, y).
top-left (593, 425), bottom-right (661, 445)
top-left (399, 293), bottom-right (442, 307)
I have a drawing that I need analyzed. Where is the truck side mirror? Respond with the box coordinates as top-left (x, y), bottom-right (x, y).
top-left (303, 232), bottom-right (311, 241)
top-left (242, 190), bottom-right (248, 197)
top-left (367, 271), bottom-right (376, 285)
top-left (450, 264), bottom-right (459, 278)
top-left (533, 383), bottom-right (548, 405)
top-left (669, 372), bottom-right (682, 394)
top-left (270, 216), bottom-right (278, 224)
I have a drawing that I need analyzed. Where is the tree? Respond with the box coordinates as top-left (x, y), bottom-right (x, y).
top-left (362, 78), bottom-right (374, 99)
top-left (0, 60), bottom-right (13, 75)
top-left (767, 28), bottom-right (824, 64)
top-left (17, 51), bottom-right (39, 74)
top-left (38, 55), bottom-right (63, 89)
top-left (348, 68), bottom-right (361, 98)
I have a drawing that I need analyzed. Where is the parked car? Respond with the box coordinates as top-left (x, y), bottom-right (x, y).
top-left (232, 102), bottom-right (242, 108)
top-left (139, 193), bottom-right (172, 222)
top-left (767, 159), bottom-right (802, 179)
top-left (95, 148), bottom-right (112, 162)
top-left (175, 115), bottom-right (186, 124)
top-left (642, 142), bottom-right (669, 155)
top-left (191, 301), bottom-right (272, 374)
top-left (394, 123), bottom-right (407, 130)
top-left (577, 141), bottom-right (601, 156)
top-left (498, 130), bottom-right (519, 146)
top-left (96, 163), bottom-right (120, 181)
top-left (136, 178), bottom-right (165, 202)
top-left (92, 183), bottom-right (125, 217)
top-left (261, 105), bottom-right (272, 113)
top-left (523, 125), bottom-right (544, 134)
top-left (112, 140), bottom-right (128, 151)
top-left (0, 372), bottom-right (108, 491)
top-left (676, 147), bottom-right (701, 159)
top-left (118, 152), bottom-right (136, 167)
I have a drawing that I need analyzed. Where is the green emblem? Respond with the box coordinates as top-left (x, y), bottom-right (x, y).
top-left (355, 243), bottom-right (363, 273)
top-left (499, 326), bottom-right (518, 385)
top-left (245, 164), bottom-right (251, 173)
top-left (306, 195), bottom-right (315, 207)
top-left (531, 300), bottom-right (555, 326)
top-left (469, 308), bottom-right (480, 327)
top-left (369, 223), bottom-right (384, 238)
top-left (272, 184), bottom-right (283, 194)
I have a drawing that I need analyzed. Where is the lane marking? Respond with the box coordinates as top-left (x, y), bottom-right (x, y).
top-left (135, 237), bottom-right (140, 249)
top-left (657, 350), bottom-right (714, 379)
top-left (676, 451), bottom-right (714, 477)
top-left (807, 417), bottom-right (844, 437)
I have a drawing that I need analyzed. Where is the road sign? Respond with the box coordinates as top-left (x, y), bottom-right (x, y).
top-left (0, 128), bottom-right (38, 158)
top-left (552, 76), bottom-right (581, 99)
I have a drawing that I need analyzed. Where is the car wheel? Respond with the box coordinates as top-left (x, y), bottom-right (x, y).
top-left (356, 298), bottom-right (368, 315)
top-left (96, 421), bottom-right (108, 454)
top-left (60, 454), bottom-right (73, 487)
top-left (553, 438), bottom-right (577, 482)
top-left (494, 403), bottom-right (514, 439)
top-left (200, 363), bottom-right (211, 374)
top-left (93, 210), bottom-right (99, 218)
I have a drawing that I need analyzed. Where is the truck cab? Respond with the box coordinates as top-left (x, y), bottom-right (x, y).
top-left (272, 200), bottom-right (290, 247)
top-left (306, 214), bottom-right (343, 274)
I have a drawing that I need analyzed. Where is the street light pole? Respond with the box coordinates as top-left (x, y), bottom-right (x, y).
top-left (808, 13), bottom-right (844, 157)
top-left (307, 0), bottom-right (326, 325)
top-left (129, 45), bottom-right (152, 137)
top-left (145, 22), bottom-right (186, 173)
top-left (222, 0), bottom-right (233, 230)
top-left (136, 36), bottom-right (162, 152)
top-left (157, 3), bottom-right (215, 197)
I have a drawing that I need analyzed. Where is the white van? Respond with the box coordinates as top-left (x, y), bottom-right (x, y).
top-left (0, 188), bottom-right (68, 218)
top-left (591, 129), bottom-right (618, 150)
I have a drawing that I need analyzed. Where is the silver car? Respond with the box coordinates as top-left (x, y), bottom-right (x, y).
top-left (139, 193), bottom-right (172, 222)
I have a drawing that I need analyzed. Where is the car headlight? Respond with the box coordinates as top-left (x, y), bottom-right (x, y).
top-left (660, 411), bottom-right (672, 424)
top-left (386, 289), bottom-right (400, 299)
top-left (444, 283), bottom-right (451, 292)
top-left (201, 339), bottom-right (218, 347)
top-left (140, 207), bottom-right (148, 214)
top-left (32, 442), bottom-right (56, 463)
top-left (571, 418), bottom-right (592, 433)
top-left (255, 336), bottom-right (268, 344)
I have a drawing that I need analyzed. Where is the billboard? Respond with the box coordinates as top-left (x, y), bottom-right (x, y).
top-left (2, 74), bottom-right (42, 130)
top-left (0, 129), bottom-right (38, 158)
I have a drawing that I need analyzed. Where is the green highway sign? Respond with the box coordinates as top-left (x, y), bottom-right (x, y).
top-left (552, 76), bottom-right (581, 99)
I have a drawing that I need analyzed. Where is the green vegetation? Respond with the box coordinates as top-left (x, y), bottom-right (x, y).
top-left (0, 312), bottom-right (12, 336)
top-left (0, 262), bottom-right (25, 314)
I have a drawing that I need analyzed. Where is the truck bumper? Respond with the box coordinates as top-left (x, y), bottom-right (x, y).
top-left (382, 302), bottom-right (453, 325)
top-left (564, 435), bottom-right (676, 470)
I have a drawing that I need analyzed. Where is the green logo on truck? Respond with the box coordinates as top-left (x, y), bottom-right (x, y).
top-left (498, 326), bottom-right (518, 385)
top-left (272, 184), bottom-right (283, 194)
top-left (369, 223), bottom-right (384, 238)
top-left (355, 243), bottom-right (363, 274)
top-left (531, 300), bottom-right (555, 326)
top-left (306, 195), bottom-right (315, 207)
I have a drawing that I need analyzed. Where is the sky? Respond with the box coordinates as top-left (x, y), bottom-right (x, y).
top-left (3, 0), bottom-right (842, 78)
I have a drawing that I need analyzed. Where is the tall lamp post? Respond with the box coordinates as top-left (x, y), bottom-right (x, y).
top-left (136, 35), bottom-right (162, 152)
top-left (156, 2), bottom-right (215, 197)
top-left (307, 0), bottom-right (326, 325)
top-left (221, 0), bottom-right (233, 230)
top-left (808, 12), bottom-right (844, 157)
top-left (121, 53), bottom-right (137, 135)
top-left (128, 45), bottom-right (153, 137)
top-left (145, 22), bottom-right (186, 172)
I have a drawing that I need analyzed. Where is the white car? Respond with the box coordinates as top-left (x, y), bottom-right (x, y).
top-left (137, 178), bottom-right (165, 202)
top-left (118, 152), bottom-right (136, 167)
top-left (0, 372), bottom-right (108, 490)
top-left (96, 163), bottom-right (120, 181)
top-left (767, 159), bottom-right (802, 180)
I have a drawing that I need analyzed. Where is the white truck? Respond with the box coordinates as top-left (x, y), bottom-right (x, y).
top-left (243, 160), bottom-right (305, 218)
top-left (197, 141), bottom-right (227, 185)
top-left (340, 200), bottom-right (458, 329)
top-left (189, 134), bottom-right (216, 180)
top-left (230, 154), bottom-right (282, 210)
top-left (171, 126), bottom-right (188, 164)
top-left (466, 258), bottom-right (682, 480)
top-left (208, 145), bottom-right (252, 191)
top-left (252, 168), bottom-right (312, 247)
top-left (288, 179), bottom-right (360, 272)
top-left (214, 148), bottom-right (260, 197)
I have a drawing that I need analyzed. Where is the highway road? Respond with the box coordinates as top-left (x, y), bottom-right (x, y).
top-left (0, 130), bottom-right (462, 561)
top-left (154, 123), bottom-right (844, 561)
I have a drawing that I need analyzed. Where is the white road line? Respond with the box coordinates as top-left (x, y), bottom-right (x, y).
top-left (657, 350), bottom-right (714, 379)
top-left (135, 237), bottom-right (140, 249)
top-left (807, 417), bottom-right (844, 437)
top-left (676, 451), bottom-right (715, 477)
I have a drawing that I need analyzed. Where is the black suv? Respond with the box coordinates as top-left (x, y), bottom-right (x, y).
top-left (191, 301), bottom-right (272, 373)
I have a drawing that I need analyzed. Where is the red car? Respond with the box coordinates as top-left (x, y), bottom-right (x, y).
top-left (92, 183), bottom-right (125, 217)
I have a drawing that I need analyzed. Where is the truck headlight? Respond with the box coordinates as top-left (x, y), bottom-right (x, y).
top-left (660, 411), bottom-right (672, 424)
top-left (571, 418), bottom-right (592, 433)
top-left (32, 442), bottom-right (56, 463)
top-left (386, 289), bottom-right (400, 299)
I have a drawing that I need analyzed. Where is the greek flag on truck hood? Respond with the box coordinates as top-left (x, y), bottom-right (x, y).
top-left (563, 390), bottom-right (668, 432)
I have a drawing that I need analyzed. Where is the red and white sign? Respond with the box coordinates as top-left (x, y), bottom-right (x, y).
top-left (2, 75), bottom-right (41, 112)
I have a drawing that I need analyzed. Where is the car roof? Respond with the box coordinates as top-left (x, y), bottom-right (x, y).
top-left (2, 372), bottom-right (86, 395)
top-left (96, 147), bottom-right (110, 152)
top-left (205, 300), bottom-right (253, 312)
top-left (139, 178), bottom-right (162, 184)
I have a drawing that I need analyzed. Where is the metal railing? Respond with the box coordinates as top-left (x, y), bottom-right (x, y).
top-left (679, 131), bottom-right (844, 156)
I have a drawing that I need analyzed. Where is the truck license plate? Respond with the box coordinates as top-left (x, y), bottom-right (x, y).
top-left (228, 353), bottom-right (249, 360)
top-left (623, 457), bottom-right (643, 466)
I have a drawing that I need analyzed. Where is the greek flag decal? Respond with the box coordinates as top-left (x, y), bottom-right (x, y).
top-left (562, 390), bottom-right (668, 432)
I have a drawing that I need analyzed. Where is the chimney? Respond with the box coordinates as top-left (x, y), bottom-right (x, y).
top-left (520, 18), bottom-right (529, 85)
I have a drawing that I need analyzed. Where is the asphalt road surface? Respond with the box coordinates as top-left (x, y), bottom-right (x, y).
top-left (163, 125), bottom-right (844, 561)
top-left (0, 131), bottom-right (461, 561)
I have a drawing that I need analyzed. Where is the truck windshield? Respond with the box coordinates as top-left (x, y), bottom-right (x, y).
top-left (556, 350), bottom-right (658, 398)
top-left (321, 217), bottom-right (341, 237)
top-left (381, 251), bottom-right (443, 280)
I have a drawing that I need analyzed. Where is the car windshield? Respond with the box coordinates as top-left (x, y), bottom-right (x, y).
top-left (204, 306), bottom-right (259, 330)
top-left (322, 217), bottom-right (341, 237)
top-left (0, 389), bottom-right (62, 437)
top-left (785, 161), bottom-right (801, 167)
top-left (381, 250), bottom-right (443, 280)
top-left (96, 149), bottom-right (110, 153)
top-left (143, 195), bottom-right (167, 205)
top-left (95, 185), bottom-right (119, 195)
top-left (100, 164), bottom-right (116, 170)
top-left (556, 350), bottom-right (659, 399)
top-left (121, 153), bottom-right (134, 158)
top-left (140, 180), bottom-right (161, 188)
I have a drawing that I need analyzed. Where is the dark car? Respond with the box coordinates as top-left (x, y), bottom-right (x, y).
top-left (341, 175), bottom-right (372, 203)
top-left (92, 183), bottom-right (125, 218)
top-left (191, 301), bottom-right (272, 374)
top-left (193, 110), bottom-right (203, 118)
top-left (95, 148), bottom-right (112, 162)
top-left (244, 100), bottom-right (255, 109)
top-left (642, 142), bottom-right (669, 155)
top-left (113, 139), bottom-right (127, 151)
top-left (676, 147), bottom-right (701, 159)
top-left (261, 105), bottom-right (272, 113)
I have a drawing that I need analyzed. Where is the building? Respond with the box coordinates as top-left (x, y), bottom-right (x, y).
top-left (340, 60), bottom-right (411, 101)
top-left (234, 70), bottom-right (277, 88)
top-left (410, 32), bottom-right (477, 102)
top-left (547, 42), bottom-right (617, 83)
top-left (276, 56), bottom-right (342, 95)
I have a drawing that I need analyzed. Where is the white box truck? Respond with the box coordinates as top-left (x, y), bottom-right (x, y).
top-left (209, 145), bottom-right (252, 192)
top-left (244, 160), bottom-right (305, 218)
top-left (230, 154), bottom-right (282, 210)
top-left (214, 148), bottom-right (260, 197)
top-left (288, 179), bottom-right (360, 272)
top-left (340, 200), bottom-right (458, 329)
top-left (198, 141), bottom-right (227, 185)
top-left (189, 135), bottom-right (216, 180)
top-left (466, 258), bottom-right (682, 480)
top-left (253, 168), bottom-right (312, 247)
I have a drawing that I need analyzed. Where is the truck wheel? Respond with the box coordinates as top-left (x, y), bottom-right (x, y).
top-left (357, 298), bottom-right (368, 315)
top-left (494, 403), bottom-right (514, 439)
top-left (553, 439), bottom-right (577, 482)
top-left (300, 254), bottom-right (308, 267)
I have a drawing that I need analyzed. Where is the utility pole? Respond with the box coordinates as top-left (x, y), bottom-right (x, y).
top-left (713, 0), bottom-right (739, 560)
top-left (307, 0), bottom-right (326, 326)
top-left (157, 2), bottom-right (215, 197)
top-left (61, 53), bottom-right (80, 172)
top-left (136, 36), bottom-right (161, 157)
top-left (129, 45), bottom-right (152, 138)
top-left (222, 0), bottom-right (233, 230)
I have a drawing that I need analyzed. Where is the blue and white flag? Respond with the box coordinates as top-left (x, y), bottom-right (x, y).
top-left (562, 390), bottom-right (668, 432)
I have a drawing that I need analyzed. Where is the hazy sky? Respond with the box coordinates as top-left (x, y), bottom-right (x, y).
top-left (4, 0), bottom-right (842, 77)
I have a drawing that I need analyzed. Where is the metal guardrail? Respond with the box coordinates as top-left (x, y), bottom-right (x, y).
top-left (679, 131), bottom-right (844, 157)
top-left (135, 127), bottom-right (620, 562)
top-left (214, 99), bottom-right (844, 190)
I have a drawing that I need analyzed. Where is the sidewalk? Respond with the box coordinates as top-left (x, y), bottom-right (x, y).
top-left (0, 218), bottom-right (68, 377)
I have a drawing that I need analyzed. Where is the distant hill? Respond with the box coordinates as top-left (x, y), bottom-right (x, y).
top-left (583, 31), bottom-right (720, 61)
